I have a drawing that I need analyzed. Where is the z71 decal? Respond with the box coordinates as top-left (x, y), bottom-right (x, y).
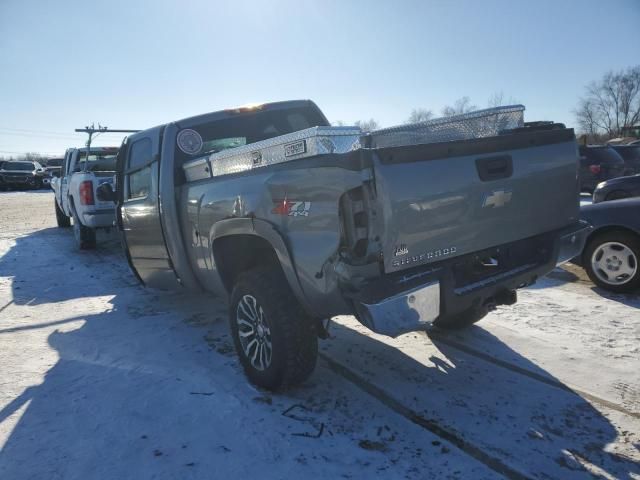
top-left (272, 199), bottom-right (311, 217)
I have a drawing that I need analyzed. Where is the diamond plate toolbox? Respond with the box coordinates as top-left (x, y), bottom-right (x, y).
top-left (183, 126), bottom-right (362, 182)
top-left (368, 105), bottom-right (525, 148)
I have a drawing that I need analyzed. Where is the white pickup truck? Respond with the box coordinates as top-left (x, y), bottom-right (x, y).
top-left (51, 146), bottom-right (119, 249)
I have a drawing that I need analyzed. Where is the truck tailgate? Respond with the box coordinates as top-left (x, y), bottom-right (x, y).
top-left (372, 129), bottom-right (579, 273)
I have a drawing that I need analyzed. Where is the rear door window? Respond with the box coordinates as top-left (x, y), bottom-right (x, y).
top-left (128, 166), bottom-right (152, 199)
top-left (126, 138), bottom-right (153, 199)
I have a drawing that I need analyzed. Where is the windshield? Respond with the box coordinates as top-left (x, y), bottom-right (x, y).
top-left (2, 162), bottom-right (34, 171)
top-left (175, 105), bottom-right (329, 166)
top-left (76, 151), bottom-right (118, 172)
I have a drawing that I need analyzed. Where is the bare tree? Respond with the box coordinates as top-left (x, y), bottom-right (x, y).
top-left (441, 96), bottom-right (477, 117)
top-left (406, 108), bottom-right (434, 124)
top-left (0, 153), bottom-right (48, 164)
top-left (575, 66), bottom-right (640, 138)
top-left (22, 152), bottom-right (46, 163)
top-left (488, 91), bottom-right (505, 108)
top-left (354, 119), bottom-right (380, 132)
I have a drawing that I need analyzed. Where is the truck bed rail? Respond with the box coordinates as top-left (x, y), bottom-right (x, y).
top-left (182, 106), bottom-right (525, 182)
top-left (366, 105), bottom-right (524, 148)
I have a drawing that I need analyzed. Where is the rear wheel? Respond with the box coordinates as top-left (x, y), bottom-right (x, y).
top-left (584, 231), bottom-right (640, 293)
top-left (72, 210), bottom-right (96, 249)
top-left (229, 266), bottom-right (317, 390)
top-left (54, 199), bottom-right (71, 227)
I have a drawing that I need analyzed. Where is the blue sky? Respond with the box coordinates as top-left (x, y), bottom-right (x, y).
top-left (1, 0), bottom-right (639, 156)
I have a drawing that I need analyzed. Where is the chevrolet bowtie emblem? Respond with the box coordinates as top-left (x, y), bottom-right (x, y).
top-left (482, 190), bottom-right (513, 208)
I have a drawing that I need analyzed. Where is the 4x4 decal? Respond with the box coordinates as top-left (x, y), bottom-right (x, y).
top-left (272, 199), bottom-right (311, 217)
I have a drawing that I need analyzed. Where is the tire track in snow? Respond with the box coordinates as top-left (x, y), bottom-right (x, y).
top-left (0, 300), bottom-right (14, 315)
top-left (428, 331), bottom-right (640, 419)
top-left (319, 352), bottom-right (534, 480)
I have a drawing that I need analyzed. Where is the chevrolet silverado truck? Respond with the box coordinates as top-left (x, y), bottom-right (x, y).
top-left (102, 100), bottom-right (590, 390)
top-left (0, 160), bottom-right (47, 189)
top-left (51, 146), bottom-right (118, 249)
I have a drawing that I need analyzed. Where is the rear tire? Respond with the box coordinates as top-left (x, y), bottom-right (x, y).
top-left (55, 199), bottom-right (71, 228)
top-left (583, 231), bottom-right (640, 293)
top-left (229, 266), bottom-right (317, 390)
top-left (72, 210), bottom-right (96, 249)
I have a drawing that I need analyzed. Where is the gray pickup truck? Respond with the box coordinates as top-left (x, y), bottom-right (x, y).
top-left (104, 100), bottom-right (589, 390)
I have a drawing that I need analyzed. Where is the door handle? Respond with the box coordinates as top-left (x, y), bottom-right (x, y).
top-left (476, 155), bottom-right (513, 181)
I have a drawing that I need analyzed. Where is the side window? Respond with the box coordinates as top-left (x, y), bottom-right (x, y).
top-left (128, 138), bottom-right (153, 170)
top-left (126, 138), bottom-right (153, 200)
top-left (128, 166), bottom-right (151, 199)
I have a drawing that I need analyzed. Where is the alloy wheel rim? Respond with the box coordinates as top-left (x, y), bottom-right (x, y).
top-left (591, 241), bottom-right (637, 286)
top-left (236, 294), bottom-right (272, 371)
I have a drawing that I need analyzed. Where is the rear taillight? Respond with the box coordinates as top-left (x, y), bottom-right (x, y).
top-left (589, 165), bottom-right (601, 175)
top-left (79, 180), bottom-right (94, 205)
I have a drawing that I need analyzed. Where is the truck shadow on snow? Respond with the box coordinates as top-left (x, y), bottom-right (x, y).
top-left (0, 227), bottom-right (128, 308)
top-left (0, 227), bottom-right (638, 479)
top-left (322, 322), bottom-right (639, 479)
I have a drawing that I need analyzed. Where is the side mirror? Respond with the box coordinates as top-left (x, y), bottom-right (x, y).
top-left (96, 183), bottom-right (116, 202)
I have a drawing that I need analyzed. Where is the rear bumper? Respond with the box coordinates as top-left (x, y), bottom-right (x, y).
top-left (350, 221), bottom-right (591, 337)
top-left (555, 221), bottom-right (591, 265)
top-left (354, 281), bottom-right (441, 337)
top-left (81, 209), bottom-right (115, 228)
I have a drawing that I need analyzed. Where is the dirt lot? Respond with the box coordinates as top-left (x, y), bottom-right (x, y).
top-left (1, 191), bottom-right (638, 480)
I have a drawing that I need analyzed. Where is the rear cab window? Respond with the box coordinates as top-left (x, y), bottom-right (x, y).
top-left (174, 105), bottom-right (329, 169)
top-left (76, 149), bottom-right (118, 172)
top-left (580, 147), bottom-right (625, 165)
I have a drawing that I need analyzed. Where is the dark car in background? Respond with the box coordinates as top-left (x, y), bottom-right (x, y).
top-left (577, 198), bottom-right (640, 293)
top-left (0, 160), bottom-right (47, 189)
top-left (579, 145), bottom-right (625, 193)
top-left (593, 174), bottom-right (640, 203)
top-left (611, 144), bottom-right (640, 176)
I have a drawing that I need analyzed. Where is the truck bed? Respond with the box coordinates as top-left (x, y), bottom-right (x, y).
top-left (181, 106), bottom-right (578, 274)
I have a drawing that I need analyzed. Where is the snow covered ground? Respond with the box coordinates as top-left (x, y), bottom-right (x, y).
top-left (0, 191), bottom-right (638, 479)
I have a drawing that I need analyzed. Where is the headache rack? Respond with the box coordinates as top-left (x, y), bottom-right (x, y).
top-left (182, 105), bottom-right (525, 182)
